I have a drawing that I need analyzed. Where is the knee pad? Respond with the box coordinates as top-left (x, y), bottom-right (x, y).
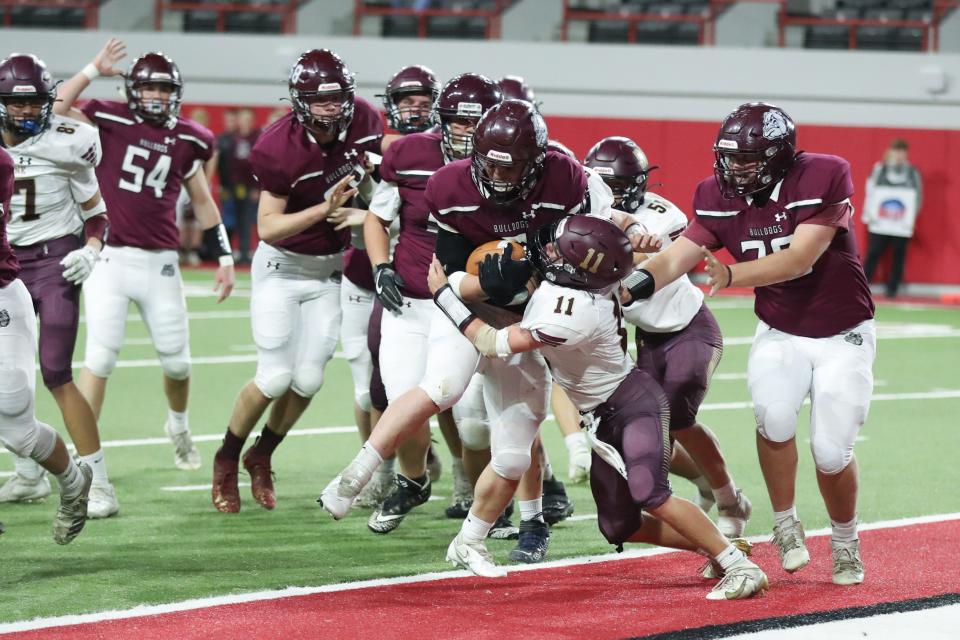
top-left (254, 369), bottom-right (293, 400)
top-left (627, 465), bottom-right (657, 507)
top-left (84, 343), bottom-right (119, 378)
top-left (1, 418), bottom-right (56, 461)
top-left (490, 448), bottom-right (531, 481)
top-left (354, 388), bottom-right (372, 412)
top-left (457, 417), bottom-right (490, 451)
top-left (811, 435), bottom-right (853, 475)
top-left (754, 401), bottom-right (799, 443)
top-left (291, 365), bottom-right (325, 397)
top-left (159, 349), bottom-right (191, 381)
top-left (0, 367), bottom-right (32, 418)
top-left (419, 376), bottom-right (466, 412)
top-left (29, 420), bottom-right (58, 462)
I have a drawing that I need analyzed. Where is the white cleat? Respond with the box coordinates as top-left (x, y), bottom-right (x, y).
top-left (717, 490), bottom-right (752, 538)
top-left (87, 482), bottom-right (120, 519)
top-left (165, 421), bottom-right (201, 471)
top-left (52, 462), bottom-right (93, 545)
top-left (831, 539), bottom-right (865, 585)
top-left (701, 537), bottom-right (754, 580)
top-left (318, 475), bottom-right (357, 520)
top-left (0, 472), bottom-right (52, 503)
top-left (773, 516), bottom-right (811, 573)
top-left (446, 534), bottom-right (507, 578)
top-left (706, 558), bottom-right (769, 600)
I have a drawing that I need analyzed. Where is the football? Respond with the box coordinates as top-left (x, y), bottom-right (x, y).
top-left (466, 240), bottom-right (526, 276)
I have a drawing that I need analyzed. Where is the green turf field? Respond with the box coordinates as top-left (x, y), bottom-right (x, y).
top-left (2, 269), bottom-right (959, 623)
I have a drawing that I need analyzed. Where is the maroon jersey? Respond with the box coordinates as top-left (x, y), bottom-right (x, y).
top-left (0, 150), bottom-right (18, 286)
top-left (343, 246), bottom-right (374, 291)
top-left (81, 100), bottom-right (214, 250)
top-left (685, 152), bottom-right (874, 338)
top-left (428, 150), bottom-right (588, 249)
top-left (249, 97), bottom-right (383, 256)
top-left (379, 131), bottom-right (445, 299)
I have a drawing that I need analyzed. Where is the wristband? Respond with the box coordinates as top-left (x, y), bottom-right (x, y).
top-left (622, 268), bottom-right (655, 302)
top-left (203, 223), bottom-right (233, 258)
top-left (433, 284), bottom-right (476, 332)
top-left (81, 63), bottom-right (99, 81)
top-left (724, 264), bottom-right (733, 288)
top-left (219, 255), bottom-right (235, 267)
top-left (624, 222), bottom-right (644, 237)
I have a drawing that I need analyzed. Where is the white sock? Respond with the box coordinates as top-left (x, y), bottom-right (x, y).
top-left (543, 458), bottom-right (555, 482)
top-left (78, 449), bottom-right (109, 486)
top-left (55, 459), bottom-right (85, 499)
top-left (564, 431), bottom-right (587, 453)
top-left (381, 455), bottom-right (396, 474)
top-left (831, 516), bottom-right (858, 544)
top-left (774, 506), bottom-right (798, 528)
top-left (714, 543), bottom-right (746, 571)
top-left (714, 481), bottom-right (738, 508)
top-left (167, 409), bottom-right (188, 434)
top-left (519, 497), bottom-right (545, 523)
top-left (348, 442), bottom-right (384, 489)
top-left (452, 456), bottom-right (465, 476)
top-left (14, 455), bottom-right (44, 481)
top-left (461, 510), bottom-right (494, 543)
top-left (691, 474), bottom-right (711, 494)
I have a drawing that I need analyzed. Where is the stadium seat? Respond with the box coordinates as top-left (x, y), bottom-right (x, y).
top-left (588, 20), bottom-right (631, 42)
top-left (804, 24), bottom-right (851, 48)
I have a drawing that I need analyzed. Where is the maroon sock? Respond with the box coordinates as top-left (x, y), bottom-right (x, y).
top-left (219, 429), bottom-right (245, 461)
top-left (251, 425), bottom-right (285, 457)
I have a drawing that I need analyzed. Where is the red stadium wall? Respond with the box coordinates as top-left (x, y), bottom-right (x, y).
top-left (185, 104), bottom-right (960, 286)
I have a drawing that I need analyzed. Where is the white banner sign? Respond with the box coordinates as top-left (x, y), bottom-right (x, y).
top-left (865, 185), bottom-right (918, 238)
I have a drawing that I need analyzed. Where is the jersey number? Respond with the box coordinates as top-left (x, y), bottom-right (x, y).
top-left (13, 179), bottom-right (38, 222)
top-left (553, 296), bottom-right (575, 316)
top-left (612, 300), bottom-right (628, 354)
top-left (646, 201), bottom-right (668, 214)
top-left (578, 248), bottom-right (605, 274)
top-left (740, 235), bottom-right (794, 258)
top-left (119, 145), bottom-right (171, 198)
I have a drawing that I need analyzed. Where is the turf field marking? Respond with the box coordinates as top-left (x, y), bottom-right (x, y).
top-left (2, 512), bottom-right (956, 635)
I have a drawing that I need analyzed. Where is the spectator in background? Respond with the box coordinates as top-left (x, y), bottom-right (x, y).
top-left (217, 109), bottom-right (239, 257)
top-left (265, 106), bottom-right (288, 126)
top-left (177, 107), bottom-right (214, 265)
top-left (862, 138), bottom-right (922, 298)
top-left (228, 108), bottom-right (260, 265)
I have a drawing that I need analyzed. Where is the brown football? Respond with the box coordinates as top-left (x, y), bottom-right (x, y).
top-left (466, 240), bottom-right (525, 276)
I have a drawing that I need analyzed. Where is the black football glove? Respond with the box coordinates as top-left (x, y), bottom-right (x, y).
top-left (478, 244), bottom-right (532, 306)
top-left (374, 263), bottom-right (406, 314)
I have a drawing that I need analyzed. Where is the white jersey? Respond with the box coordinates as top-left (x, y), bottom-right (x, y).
top-left (520, 280), bottom-right (634, 412)
top-left (4, 115), bottom-right (101, 246)
top-left (621, 191), bottom-right (704, 333)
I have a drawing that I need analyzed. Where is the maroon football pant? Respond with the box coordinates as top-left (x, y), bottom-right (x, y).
top-left (367, 300), bottom-right (388, 412)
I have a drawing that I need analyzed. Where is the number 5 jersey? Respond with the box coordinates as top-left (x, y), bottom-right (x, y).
top-left (80, 99), bottom-right (214, 250)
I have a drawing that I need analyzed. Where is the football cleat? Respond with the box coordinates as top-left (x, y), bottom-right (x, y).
top-left (706, 558), bottom-right (769, 600)
top-left (831, 539), bottom-right (865, 585)
top-left (695, 486), bottom-right (716, 514)
top-left (488, 506), bottom-right (519, 540)
top-left (211, 449), bottom-right (241, 514)
top-left (86, 482), bottom-right (120, 519)
top-left (772, 516), bottom-right (811, 573)
top-left (426, 446), bottom-right (442, 483)
top-left (242, 447), bottom-right (276, 510)
top-left (52, 462), bottom-right (92, 545)
top-left (0, 471), bottom-right (51, 503)
top-left (447, 534), bottom-right (507, 578)
top-left (508, 520), bottom-right (550, 564)
top-left (542, 477), bottom-right (574, 525)
top-left (717, 489), bottom-right (752, 538)
top-left (701, 537), bottom-right (754, 579)
top-left (165, 421), bottom-right (201, 471)
top-left (318, 474), bottom-right (357, 520)
top-left (567, 437), bottom-right (592, 484)
top-left (367, 474), bottom-right (431, 534)
top-left (355, 470), bottom-right (395, 509)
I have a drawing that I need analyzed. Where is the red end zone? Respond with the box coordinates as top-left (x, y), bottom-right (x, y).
top-left (8, 519), bottom-right (960, 640)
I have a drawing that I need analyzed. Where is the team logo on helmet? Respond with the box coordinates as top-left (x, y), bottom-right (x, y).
top-left (762, 110), bottom-right (790, 140)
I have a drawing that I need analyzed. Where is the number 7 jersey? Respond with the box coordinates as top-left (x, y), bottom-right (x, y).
top-left (81, 99), bottom-right (215, 250)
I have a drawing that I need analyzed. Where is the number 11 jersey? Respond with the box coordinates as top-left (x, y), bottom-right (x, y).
top-left (81, 99), bottom-right (215, 250)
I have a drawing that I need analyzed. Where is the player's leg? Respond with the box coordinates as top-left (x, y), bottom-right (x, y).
top-left (77, 245), bottom-right (131, 422)
top-left (551, 382), bottom-right (590, 483)
top-left (748, 322), bottom-right (813, 573)
top-left (355, 300), bottom-right (395, 507)
top-left (338, 275), bottom-right (375, 453)
top-left (448, 372), bottom-right (489, 518)
top-left (810, 320), bottom-right (875, 585)
top-left (0, 280), bottom-right (92, 544)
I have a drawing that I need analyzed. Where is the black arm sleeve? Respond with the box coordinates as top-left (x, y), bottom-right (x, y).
top-left (436, 228), bottom-right (473, 275)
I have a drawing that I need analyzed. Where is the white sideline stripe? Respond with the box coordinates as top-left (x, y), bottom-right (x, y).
top-left (2, 512), bottom-right (957, 635)
top-left (4, 390), bottom-right (958, 456)
top-left (725, 604), bottom-right (960, 639)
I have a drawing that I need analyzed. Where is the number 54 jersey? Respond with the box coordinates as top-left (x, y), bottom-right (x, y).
top-left (80, 99), bottom-right (215, 250)
top-left (4, 114), bottom-right (101, 247)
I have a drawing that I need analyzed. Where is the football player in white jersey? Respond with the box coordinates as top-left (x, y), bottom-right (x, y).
top-left (425, 216), bottom-right (768, 599)
top-left (585, 137), bottom-right (752, 554)
top-left (0, 54), bottom-right (118, 518)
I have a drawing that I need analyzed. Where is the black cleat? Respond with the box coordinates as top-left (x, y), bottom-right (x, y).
top-left (542, 477), bottom-right (574, 525)
top-left (488, 504), bottom-right (519, 540)
top-left (367, 474), bottom-right (431, 534)
top-left (508, 520), bottom-right (550, 563)
top-left (444, 497), bottom-right (472, 519)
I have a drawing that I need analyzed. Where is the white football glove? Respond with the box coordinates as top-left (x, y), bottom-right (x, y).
top-left (60, 245), bottom-right (100, 284)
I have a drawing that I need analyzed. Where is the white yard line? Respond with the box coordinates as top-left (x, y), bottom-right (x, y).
top-left (1, 512), bottom-right (957, 635)
top-left (725, 604), bottom-right (959, 640)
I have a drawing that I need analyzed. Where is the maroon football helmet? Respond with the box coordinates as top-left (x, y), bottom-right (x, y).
top-left (432, 73), bottom-right (502, 160)
top-left (531, 215), bottom-right (633, 291)
top-left (380, 64), bottom-right (439, 134)
top-left (497, 75), bottom-right (541, 110)
top-left (471, 99), bottom-right (548, 205)
top-left (714, 102), bottom-right (797, 199)
top-left (0, 54), bottom-right (56, 136)
top-left (288, 49), bottom-right (355, 137)
top-left (126, 52), bottom-right (183, 125)
top-left (584, 136), bottom-right (656, 213)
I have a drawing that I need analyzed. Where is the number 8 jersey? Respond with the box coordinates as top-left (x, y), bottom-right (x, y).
top-left (4, 114), bottom-right (101, 247)
top-left (80, 99), bottom-right (214, 250)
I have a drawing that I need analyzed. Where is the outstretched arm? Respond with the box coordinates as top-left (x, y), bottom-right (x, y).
top-left (53, 37), bottom-right (127, 124)
top-left (185, 167), bottom-right (235, 303)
